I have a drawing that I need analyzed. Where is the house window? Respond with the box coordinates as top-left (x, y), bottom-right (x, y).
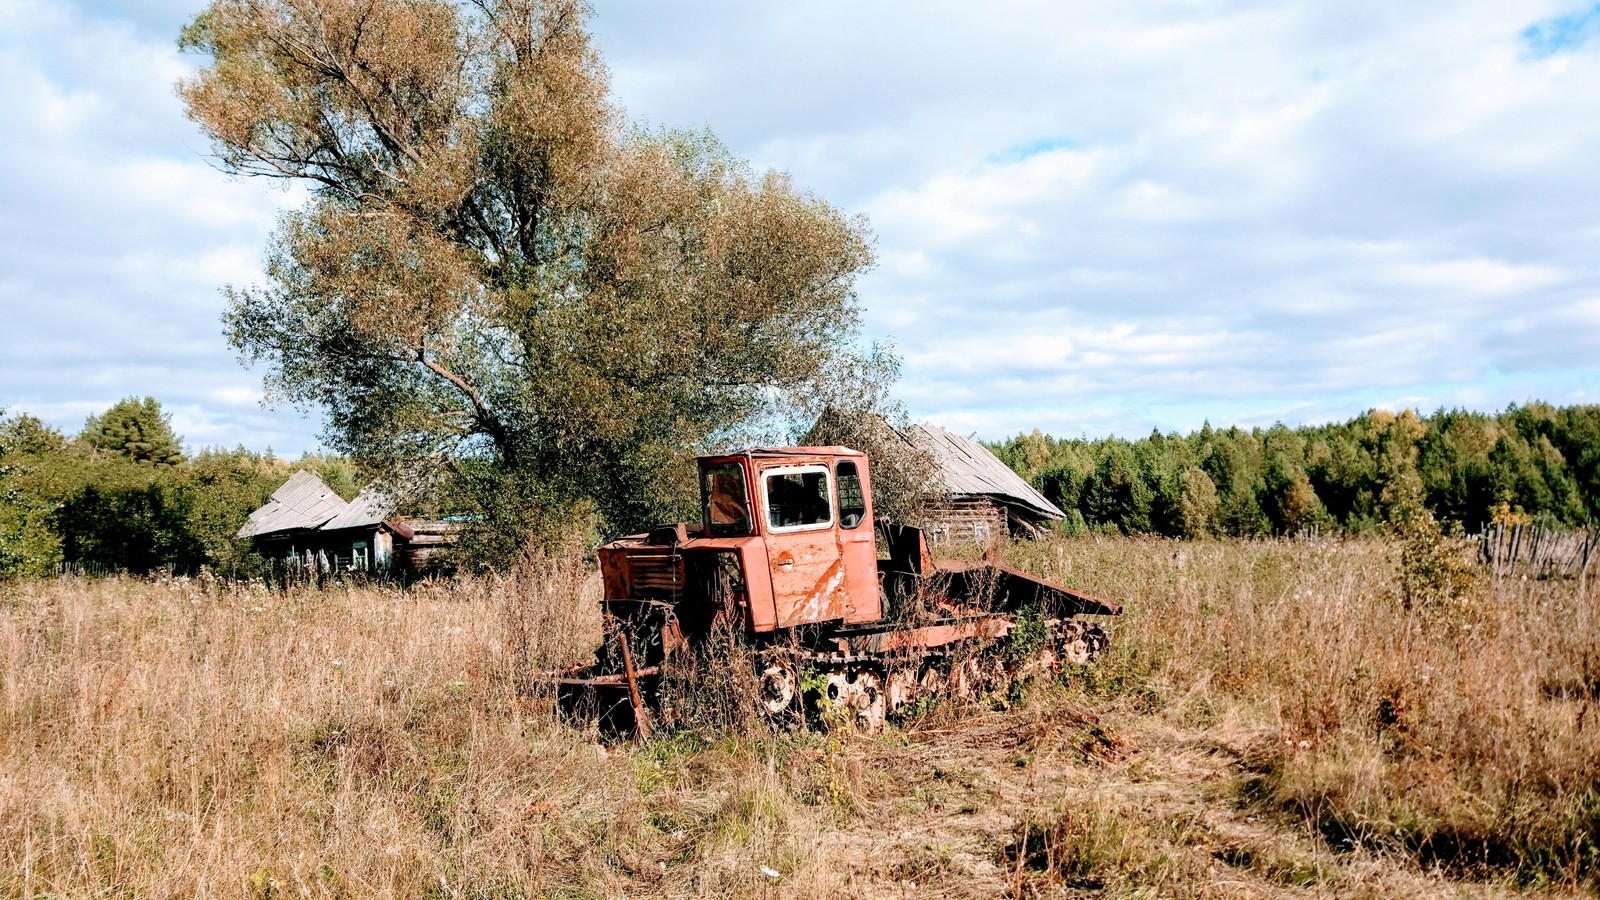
top-left (352, 540), bottom-right (369, 570)
top-left (762, 465), bottom-right (833, 532)
top-left (836, 460), bottom-right (866, 529)
top-left (972, 522), bottom-right (989, 544)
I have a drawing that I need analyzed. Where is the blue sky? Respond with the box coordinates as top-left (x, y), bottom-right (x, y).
top-left (4, 0), bottom-right (1600, 454)
top-left (1524, 3), bottom-right (1600, 56)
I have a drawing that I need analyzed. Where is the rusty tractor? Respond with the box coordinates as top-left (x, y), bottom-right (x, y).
top-left (555, 446), bottom-right (1120, 736)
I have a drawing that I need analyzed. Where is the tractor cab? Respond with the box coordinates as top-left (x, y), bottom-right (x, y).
top-left (596, 447), bottom-right (882, 637)
top-left (694, 447), bottom-right (880, 630)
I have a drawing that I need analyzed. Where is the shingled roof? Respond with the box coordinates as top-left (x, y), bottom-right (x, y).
top-left (236, 471), bottom-right (349, 538)
top-left (322, 485), bottom-right (395, 531)
top-left (909, 424), bottom-right (1065, 522)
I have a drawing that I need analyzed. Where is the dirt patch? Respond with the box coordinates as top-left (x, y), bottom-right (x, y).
top-left (810, 694), bottom-right (1572, 899)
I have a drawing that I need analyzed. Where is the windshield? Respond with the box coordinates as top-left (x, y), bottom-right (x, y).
top-left (700, 461), bottom-right (753, 536)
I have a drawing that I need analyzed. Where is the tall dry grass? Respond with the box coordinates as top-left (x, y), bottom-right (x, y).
top-left (1010, 535), bottom-right (1600, 889)
top-left (0, 555), bottom-right (868, 898)
top-left (4, 535), bottom-right (1595, 896)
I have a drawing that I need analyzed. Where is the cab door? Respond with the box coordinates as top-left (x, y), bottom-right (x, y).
top-left (835, 458), bottom-right (881, 624)
top-left (759, 464), bottom-right (848, 627)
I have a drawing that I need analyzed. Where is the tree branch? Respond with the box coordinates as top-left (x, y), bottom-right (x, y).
top-left (414, 344), bottom-right (517, 465)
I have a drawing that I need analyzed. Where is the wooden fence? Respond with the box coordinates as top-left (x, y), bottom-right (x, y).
top-left (1478, 520), bottom-right (1596, 581)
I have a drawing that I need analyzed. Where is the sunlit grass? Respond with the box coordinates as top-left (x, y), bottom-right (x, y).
top-left (1, 534), bottom-right (1594, 896)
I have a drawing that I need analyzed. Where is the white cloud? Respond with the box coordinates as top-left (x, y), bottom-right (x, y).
top-left (0, 1), bottom-right (309, 450)
top-left (1382, 258), bottom-right (1566, 296)
top-left (5, 0), bottom-right (1600, 455)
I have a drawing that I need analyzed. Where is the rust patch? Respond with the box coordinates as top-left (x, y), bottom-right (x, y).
top-left (781, 554), bottom-right (846, 626)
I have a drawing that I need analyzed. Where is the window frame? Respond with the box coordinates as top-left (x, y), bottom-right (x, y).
top-left (759, 464), bottom-right (836, 534)
top-left (835, 459), bottom-right (868, 530)
top-left (700, 460), bottom-right (755, 537)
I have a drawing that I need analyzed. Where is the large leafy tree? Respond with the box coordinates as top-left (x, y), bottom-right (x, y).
top-left (179, 0), bottom-right (876, 537)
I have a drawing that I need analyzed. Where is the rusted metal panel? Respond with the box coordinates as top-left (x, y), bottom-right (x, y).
top-left (839, 456), bottom-right (880, 624)
top-left (738, 540), bottom-right (777, 632)
top-left (680, 536), bottom-right (755, 550)
top-left (627, 549), bottom-right (684, 597)
top-left (748, 446), bottom-right (865, 461)
top-left (854, 615), bottom-right (1012, 655)
top-left (931, 559), bottom-right (1122, 617)
top-left (598, 544), bottom-right (632, 601)
top-left (768, 527), bottom-right (847, 627)
top-left (752, 453), bottom-right (873, 628)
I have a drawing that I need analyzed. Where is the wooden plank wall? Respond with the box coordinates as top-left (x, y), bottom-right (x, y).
top-left (923, 498), bottom-right (1008, 546)
top-left (400, 519), bottom-right (462, 570)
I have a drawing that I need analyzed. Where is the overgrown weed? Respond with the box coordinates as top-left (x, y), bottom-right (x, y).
top-left (0, 567), bottom-right (857, 897)
top-left (5, 532), bottom-right (1594, 895)
top-left (1009, 533), bottom-right (1600, 890)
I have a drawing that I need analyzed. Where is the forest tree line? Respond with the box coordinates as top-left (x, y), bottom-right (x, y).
top-left (0, 398), bottom-right (359, 579)
top-left (6, 398), bottom-right (1600, 579)
top-left (989, 403), bottom-right (1600, 538)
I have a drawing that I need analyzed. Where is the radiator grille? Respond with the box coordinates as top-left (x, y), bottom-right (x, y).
top-left (629, 552), bottom-right (684, 596)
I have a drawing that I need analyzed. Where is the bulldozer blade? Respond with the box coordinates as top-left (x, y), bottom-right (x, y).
top-left (932, 560), bottom-right (1122, 617)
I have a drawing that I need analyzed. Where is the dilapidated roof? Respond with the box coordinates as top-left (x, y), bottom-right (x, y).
top-left (322, 486), bottom-right (395, 531)
top-left (909, 424), bottom-right (1065, 522)
top-left (237, 470), bottom-right (349, 538)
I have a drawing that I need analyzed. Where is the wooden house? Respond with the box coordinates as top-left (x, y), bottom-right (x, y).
top-left (238, 471), bottom-right (455, 572)
top-left (908, 424), bottom-right (1065, 543)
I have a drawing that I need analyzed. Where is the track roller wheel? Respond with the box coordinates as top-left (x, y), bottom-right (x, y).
top-left (1057, 620), bottom-right (1110, 665)
top-left (818, 665), bottom-right (887, 733)
top-left (885, 665), bottom-right (922, 712)
top-left (758, 660), bottom-right (798, 721)
top-left (950, 653), bottom-right (1006, 701)
top-left (1014, 641), bottom-right (1059, 680)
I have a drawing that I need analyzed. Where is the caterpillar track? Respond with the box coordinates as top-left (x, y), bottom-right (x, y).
top-left (753, 616), bottom-right (1110, 733)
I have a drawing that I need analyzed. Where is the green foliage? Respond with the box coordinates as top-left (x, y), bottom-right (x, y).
top-left (991, 404), bottom-right (1600, 539)
top-left (1, 401), bottom-right (365, 578)
top-left (0, 414), bottom-right (75, 577)
top-left (444, 463), bottom-right (600, 573)
top-left (56, 479), bottom-right (207, 575)
top-left (1174, 468), bottom-right (1218, 538)
top-left (1384, 465), bottom-right (1475, 612)
top-left (80, 396), bottom-right (184, 467)
top-left (183, 447), bottom-right (304, 573)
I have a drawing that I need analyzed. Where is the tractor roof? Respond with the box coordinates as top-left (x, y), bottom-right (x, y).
top-left (703, 446), bottom-right (865, 462)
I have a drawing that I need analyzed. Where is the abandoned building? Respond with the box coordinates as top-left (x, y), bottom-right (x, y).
top-left (237, 471), bottom-right (456, 571)
top-left (909, 423), bottom-right (1066, 543)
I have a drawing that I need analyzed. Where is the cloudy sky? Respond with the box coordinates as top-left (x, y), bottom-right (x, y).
top-left (4, 0), bottom-right (1600, 455)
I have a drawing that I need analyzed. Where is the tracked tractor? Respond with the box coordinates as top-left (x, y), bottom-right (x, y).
top-left (556, 446), bottom-right (1120, 736)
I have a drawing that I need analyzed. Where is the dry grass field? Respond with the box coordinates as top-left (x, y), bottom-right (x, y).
top-left (1, 536), bottom-right (1596, 898)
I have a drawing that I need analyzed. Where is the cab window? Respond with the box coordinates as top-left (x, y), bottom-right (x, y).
top-left (701, 462), bottom-right (753, 536)
top-left (836, 460), bottom-right (866, 529)
top-left (763, 466), bottom-right (833, 531)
